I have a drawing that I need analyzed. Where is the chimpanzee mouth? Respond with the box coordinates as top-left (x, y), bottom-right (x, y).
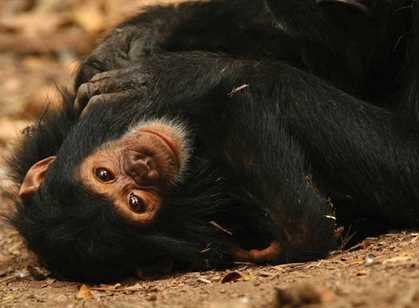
top-left (139, 128), bottom-right (180, 168)
top-left (128, 118), bottom-right (192, 182)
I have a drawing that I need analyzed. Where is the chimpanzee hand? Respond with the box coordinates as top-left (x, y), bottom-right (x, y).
top-left (75, 66), bottom-right (149, 116)
top-left (74, 22), bottom-right (151, 90)
top-left (75, 52), bottom-right (236, 117)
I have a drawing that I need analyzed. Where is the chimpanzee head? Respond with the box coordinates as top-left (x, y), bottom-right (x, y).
top-left (7, 96), bottom-right (234, 282)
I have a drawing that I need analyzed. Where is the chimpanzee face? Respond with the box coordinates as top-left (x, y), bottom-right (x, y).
top-left (77, 120), bottom-right (190, 226)
top-left (20, 119), bottom-right (191, 227)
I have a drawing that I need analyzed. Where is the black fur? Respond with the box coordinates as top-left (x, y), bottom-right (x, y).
top-left (6, 0), bottom-right (419, 282)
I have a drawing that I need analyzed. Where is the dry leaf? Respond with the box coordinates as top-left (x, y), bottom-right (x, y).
top-left (221, 271), bottom-right (243, 283)
top-left (0, 119), bottom-right (30, 146)
top-left (356, 270), bottom-right (369, 276)
top-left (73, 2), bottom-right (106, 34)
top-left (77, 284), bottom-right (94, 300)
top-left (0, 13), bottom-right (71, 37)
top-left (197, 277), bottom-right (212, 284)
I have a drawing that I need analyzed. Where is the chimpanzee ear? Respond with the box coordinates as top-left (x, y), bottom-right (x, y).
top-left (19, 156), bottom-right (56, 199)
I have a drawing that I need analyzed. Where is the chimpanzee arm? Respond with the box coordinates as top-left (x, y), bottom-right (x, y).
top-left (77, 0), bottom-right (385, 93)
top-left (75, 0), bottom-right (273, 89)
top-left (75, 0), bottom-right (388, 100)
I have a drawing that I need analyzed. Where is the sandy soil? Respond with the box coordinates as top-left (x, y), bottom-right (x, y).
top-left (2, 1), bottom-right (419, 307)
top-left (1, 223), bottom-right (419, 308)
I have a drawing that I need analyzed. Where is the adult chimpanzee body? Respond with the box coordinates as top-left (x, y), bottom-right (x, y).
top-left (8, 0), bottom-right (419, 282)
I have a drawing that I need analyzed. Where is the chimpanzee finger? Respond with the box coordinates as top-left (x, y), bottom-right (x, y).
top-left (80, 92), bottom-right (133, 117)
top-left (75, 57), bottom-right (106, 90)
top-left (75, 83), bottom-right (99, 112)
top-left (75, 71), bottom-right (121, 111)
top-left (75, 70), bottom-right (139, 113)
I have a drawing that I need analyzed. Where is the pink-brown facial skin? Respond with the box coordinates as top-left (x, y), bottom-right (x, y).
top-left (78, 125), bottom-right (181, 226)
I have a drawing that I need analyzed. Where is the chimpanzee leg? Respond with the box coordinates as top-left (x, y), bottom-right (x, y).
top-left (216, 102), bottom-right (338, 261)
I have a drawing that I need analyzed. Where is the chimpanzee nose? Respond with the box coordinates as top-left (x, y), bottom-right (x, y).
top-left (124, 152), bottom-right (160, 185)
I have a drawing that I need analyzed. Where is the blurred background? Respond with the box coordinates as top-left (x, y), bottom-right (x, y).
top-left (0, 0), bottom-right (180, 145)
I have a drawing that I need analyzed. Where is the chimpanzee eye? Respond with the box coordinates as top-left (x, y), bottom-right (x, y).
top-left (128, 193), bottom-right (147, 213)
top-left (94, 167), bottom-right (115, 183)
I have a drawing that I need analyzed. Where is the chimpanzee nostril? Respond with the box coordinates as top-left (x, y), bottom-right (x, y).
top-left (124, 153), bottom-right (159, 185)
top-left (141, 156), bottom-right (153, 168)
top-left (125, 158), bottom-right (149, 175)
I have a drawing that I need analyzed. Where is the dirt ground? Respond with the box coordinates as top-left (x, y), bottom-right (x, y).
top-left (2, 226), bottom-right (419, 308)
top-left (2, 1), bottom-right (419, 307)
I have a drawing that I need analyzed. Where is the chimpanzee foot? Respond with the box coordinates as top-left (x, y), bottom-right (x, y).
top-left (231, 241), bottom-right (281, 263)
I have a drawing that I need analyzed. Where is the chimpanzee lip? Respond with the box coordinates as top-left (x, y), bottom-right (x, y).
top-left (138, 128), bottom-right (180, 168)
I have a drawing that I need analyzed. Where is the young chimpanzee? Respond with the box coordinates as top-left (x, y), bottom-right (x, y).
top-left (7, 0), bottom-right (419, 282)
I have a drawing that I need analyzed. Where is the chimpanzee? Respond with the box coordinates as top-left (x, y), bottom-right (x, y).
top-left (7, 0), bottom-right (419, 282)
